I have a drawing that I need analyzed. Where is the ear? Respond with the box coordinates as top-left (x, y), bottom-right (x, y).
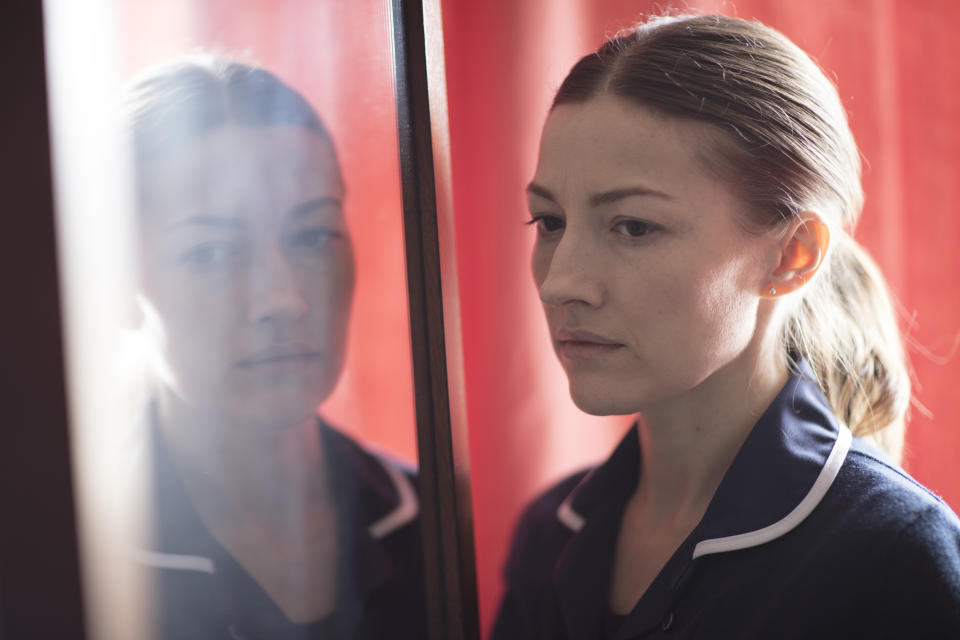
top-left (761, 212), bottom-right (830, 298)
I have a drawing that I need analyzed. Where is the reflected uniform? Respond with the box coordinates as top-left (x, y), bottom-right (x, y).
top-left (141, 420), bottom-right (425, 640)
top-left (492, 363), bottom-right (960, 639)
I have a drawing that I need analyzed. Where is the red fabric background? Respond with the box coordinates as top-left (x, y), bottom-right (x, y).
top-left (439, 0), bottom-right (960, 635)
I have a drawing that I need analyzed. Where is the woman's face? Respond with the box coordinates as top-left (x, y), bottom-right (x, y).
top-left (529, 96), bottom-right (780, 416)
top-left (138, 125), bottom-right (354, 430)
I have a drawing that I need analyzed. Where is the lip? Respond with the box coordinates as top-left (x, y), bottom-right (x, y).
top-left (555, 328), bottom-right (621, 345)
top-left (235, 345), bottom-right (323, 368)
top-left (555, 328), bottom-right (625, 361)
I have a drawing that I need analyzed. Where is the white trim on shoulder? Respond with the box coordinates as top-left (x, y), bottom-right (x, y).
top-left (692, 425), bottom-right (852, 559)
top-left (367, 458), bottom-right (420, 540)
top-left (137, 551), bottom-right (215, 574)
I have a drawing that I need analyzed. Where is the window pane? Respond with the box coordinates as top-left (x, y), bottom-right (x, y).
top-left (44, 1), bottom-right (424, 638)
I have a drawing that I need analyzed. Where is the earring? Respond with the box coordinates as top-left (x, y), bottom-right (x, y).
top-left (768, 287), bottom-right (776, 295)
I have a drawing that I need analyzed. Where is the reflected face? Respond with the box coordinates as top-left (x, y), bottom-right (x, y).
top-left (139, 125), bottom-right (354, 429)
top-left (529, 96), bottom-right (776, 415)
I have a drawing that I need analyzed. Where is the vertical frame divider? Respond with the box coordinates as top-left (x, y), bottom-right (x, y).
top-left (390, 0), bottom-right (480, 638)
top-left (0, 1), bottom-right (87, 637)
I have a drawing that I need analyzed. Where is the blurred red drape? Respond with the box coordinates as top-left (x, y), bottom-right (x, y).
top-left (439, 0), bottom-right (960, 634)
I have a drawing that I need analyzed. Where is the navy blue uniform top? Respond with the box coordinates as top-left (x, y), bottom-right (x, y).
top-left (140, 419), bottom-right (426, 640)
top-left (492, 364), bottom-right (960, 639)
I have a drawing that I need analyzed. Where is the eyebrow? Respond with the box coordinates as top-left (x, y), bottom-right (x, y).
top-left (163, 197), bottom-right (343, 231)
top-left (166, 216), bottom-right (243, 232)
top-left (589, 186), bottom-right (672, 207)
top-left (526, 182), bottom-right (672, 206)
top-left (290, 196), bottom-right (343, 218)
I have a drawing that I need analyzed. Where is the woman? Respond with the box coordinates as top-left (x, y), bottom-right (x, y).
top-left (493, 14), bottom-right (960, 640)
top-left (127, 56), bottom-right (424, 639)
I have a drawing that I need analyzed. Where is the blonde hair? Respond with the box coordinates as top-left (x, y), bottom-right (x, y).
top-left (126, 55), bottom-right (331, 171)
top-left (553, 14), bottom-right (909, 459)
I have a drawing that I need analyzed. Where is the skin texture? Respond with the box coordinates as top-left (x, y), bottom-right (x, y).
top-left (139, 125), bottom-right (354, 435)
top-left (137, 124), bottom-right (353, 621)
top-left (529, 95), bottom-right (785, 419)
top-left (528, 95), bottom-right (830, 611)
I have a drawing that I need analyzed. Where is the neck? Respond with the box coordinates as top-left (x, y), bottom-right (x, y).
top-left (157, 397), bottom-right (330, 527)
top-left (633, 339), bottom-right (788, 524)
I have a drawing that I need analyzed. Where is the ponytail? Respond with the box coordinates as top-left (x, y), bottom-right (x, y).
top-left (784, 233), bottom-right (910, 461)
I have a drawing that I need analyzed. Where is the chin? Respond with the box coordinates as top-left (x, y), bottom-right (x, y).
top-left (228, 387), bottom-right (325, 431)
top-left (568, 381), bottom-right (642, 417)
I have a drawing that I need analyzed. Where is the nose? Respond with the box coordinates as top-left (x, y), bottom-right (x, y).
top-left (537, 232), bottom-right (605, 308)
top-left (247, 243), bottom-right (308, 325)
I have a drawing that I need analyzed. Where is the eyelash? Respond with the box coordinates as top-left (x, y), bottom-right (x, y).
top-left (525, 214), bottom-right (564, 235)
top-left (525, 215), bottom-right (660, 240)
top-left (612, 219), bottom-right (658, 238)
top-left (178, 242), bottom-right (239, 269)
top-left (288, 227), bottom-right (341, 250)
top-left (176, 227), bottom-right (342, 271)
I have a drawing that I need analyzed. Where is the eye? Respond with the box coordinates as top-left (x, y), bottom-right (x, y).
top-left (178, 242), bottom-right (240, 269)
top-left (526, 214), bottom-right (565, 236)
top-left (612, 219), bottom-right (658, 238)
top-left (288, 227), bottom-right (341, 251)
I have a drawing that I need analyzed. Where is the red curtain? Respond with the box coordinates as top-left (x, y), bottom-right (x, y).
top-left (439, 0), bottom-right (960, 634)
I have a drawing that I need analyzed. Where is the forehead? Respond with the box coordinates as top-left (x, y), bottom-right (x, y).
top-left (139, 124), bottom-right (343, 219)
top-left (534, 96), bottom-right (727, 199)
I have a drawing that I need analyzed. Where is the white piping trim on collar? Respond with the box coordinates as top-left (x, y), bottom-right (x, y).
top-left (556, 467), bottom-right (598, 532)
top-left (137, 551), bottom-right (215, 574)
top-left (557, 494), bottom-right (586, 532)
top-left (367, 457), bottom-right (419, 540)
top-left (692, 425), bottom-right (852, 559)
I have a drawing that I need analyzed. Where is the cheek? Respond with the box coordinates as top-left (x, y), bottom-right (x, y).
top-left (337, 244), bottom-right (356, 307)
top-left (310, 244), bottom-right (355, 327)
top-left (619, 256), bottom-right (686, 321)
top-left (162, 301), bottom-right (234, 387)
top-left (530, 242), bottom-right (553, 291)
top-left (141, 270), bottom-right (239, 380)
top-left (692, 255), bottom-right (762, 354)
top-left (155, 280), bottom-right (234, 336)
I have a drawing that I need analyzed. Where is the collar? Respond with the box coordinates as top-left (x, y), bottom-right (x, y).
top-left (553, 361), bottom-right (852, 638)
top-left (138, 416), bottom-right (418, 578)
top-left (321, 423), bottom-right (420, 542)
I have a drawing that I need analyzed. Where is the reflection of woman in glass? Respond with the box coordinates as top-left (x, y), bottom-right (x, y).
top-left (494, 15), bottom-right (960, 639)
top-left (128, 56), bottom-right (424, 639)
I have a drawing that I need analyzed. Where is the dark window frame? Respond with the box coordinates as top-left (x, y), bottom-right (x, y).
top-left (391, 0), bottom-right (480, 638)
top-left (0, 2), bottom-right (87, 637)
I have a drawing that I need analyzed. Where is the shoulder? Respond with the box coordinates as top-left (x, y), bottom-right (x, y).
top-left (822, 440), bottom-right (960, 604)
top-left (832, 444), bottom-right (960, 632)
top-left (322, 422), bottom-right (419, 490)
top-left (491, 470), bottom-right (592, 640)
top-left (503, 469), bottom-right (590, 582)
top-left (320, 422), bottom-right (421, 542)
top-left (837, 438), bottom-right (960, 533)
top-left (690, 436), bottom-right (960, 636)
top-left (321, 424), bottom-right (428, 635)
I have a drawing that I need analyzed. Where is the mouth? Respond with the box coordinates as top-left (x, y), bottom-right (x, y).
top-left (555, 329), bottom-right (625, 361)
top-left (235, 347), bottom-right (323, 368)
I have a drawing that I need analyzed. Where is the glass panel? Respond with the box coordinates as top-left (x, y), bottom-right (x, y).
top-left (43, 1), bottom-right (424, 638)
